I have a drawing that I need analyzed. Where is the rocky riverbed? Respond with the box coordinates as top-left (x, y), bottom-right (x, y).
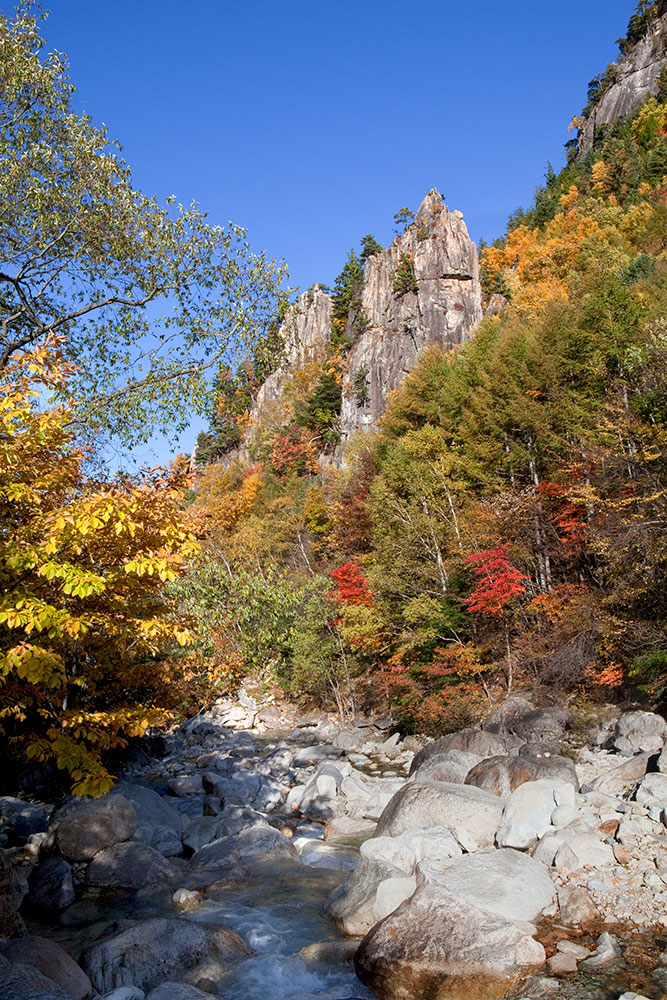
top-left (1, 697), bottom-right (667, 1000)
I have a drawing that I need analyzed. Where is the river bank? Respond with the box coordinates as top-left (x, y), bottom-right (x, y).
top-left (1, 697), bottom-right (666, 999)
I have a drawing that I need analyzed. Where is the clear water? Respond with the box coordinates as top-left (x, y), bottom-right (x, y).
top-left (190, 858), bottom-right (375, 1000)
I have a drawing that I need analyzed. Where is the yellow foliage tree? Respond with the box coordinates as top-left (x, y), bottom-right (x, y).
top-left (0, 343), bottom-right (199, 794)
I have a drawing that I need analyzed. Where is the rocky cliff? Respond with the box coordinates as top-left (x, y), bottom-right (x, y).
top-left (339, 190), bottom-right (482, 443)
top-left (243, 189), bottom-right (482, 460)
top-left (579, 12), bottom-right (667, 153)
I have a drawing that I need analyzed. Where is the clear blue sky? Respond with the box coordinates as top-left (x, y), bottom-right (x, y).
top-left (37, 0), bottom-right (635, 463)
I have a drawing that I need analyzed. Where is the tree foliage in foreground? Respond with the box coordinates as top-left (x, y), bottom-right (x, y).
top-left (0, 5), bottom-right (286, 444)
top-left (0, 343), bottom-right (199, 793)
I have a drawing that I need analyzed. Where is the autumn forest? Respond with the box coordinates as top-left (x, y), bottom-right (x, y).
top-left (1, 3), bottom-right (666, 795)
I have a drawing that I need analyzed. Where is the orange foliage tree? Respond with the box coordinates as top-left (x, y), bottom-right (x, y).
top-left (0, 344), bottom-right (199, 794)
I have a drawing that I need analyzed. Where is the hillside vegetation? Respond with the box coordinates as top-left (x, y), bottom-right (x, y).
top-left (187, 67), bottom-right (667, 733)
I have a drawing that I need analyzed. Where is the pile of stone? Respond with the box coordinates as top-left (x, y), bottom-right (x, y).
top-left (0, 698), bottom-right (665, 1000)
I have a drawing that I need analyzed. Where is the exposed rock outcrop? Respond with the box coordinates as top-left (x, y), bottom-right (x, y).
top-left (240, 189), bottom-right (482, 462)
top-left (579, 13), bottom-right (667, 153)
top-left (340, 190), bottom-right (482, 442)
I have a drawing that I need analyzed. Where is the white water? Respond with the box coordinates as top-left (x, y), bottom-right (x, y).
top-left (191, 858), bottom-right (375, 1000)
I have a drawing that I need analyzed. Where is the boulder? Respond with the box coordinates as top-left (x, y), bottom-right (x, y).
top-left (291, 744), bottom-right (344, 767)
top-left (115, 784), bottom-right (183, 857)
top-left (375, 780), bottom-right (504, 850)
top-left (0, 955), bottom-right (69, 1000)
top-left (191, 825), bottom-right (297, 870)
top-left (0, 848), bottom-right (26, 937)
top-left (360, 827), bottom-right (461, 875)
top-left (0, 797), bottom-right (49, 845)
top-left (557, 884), bottom-right (599, 926)
top-left (373, 875), bottom-right (416, 921)
top-left (324, 858), bottom-right (405, 936)
top-left (553, 833), bottom-right (615, 871)
top-left (25, 858), bottom-right (75, 911)
top-left (635, 772), bottom-right (667, 806)
top-left (165, 776), bottom-right (204, 797)
top-left (584, 752), bottom-right (651, 797)
top-left (0, 935), bottom-right (93, 1000)
top-left (85, 842), bottom-right (178, 890)
top-left (355, 885), bottom-right (545, 1000)
top-left (496, 780), bottom-right (574, 850)
top-left (466, 750), bottom-right (578, 799)
top-left (55, 794), bottom-right (136, 862)
top-left (100, 988), bottom-right (145, 1000)
top-left (408, 729), bottom-right (511, 776)
top-left (612, 711), bottom-right (667, 756)
top-left (505, 707), bottom-right (570, 743)
top-left (409, 750), bottom-right (481, 784)
top-left (464, 756), bottom-right (512, 798)
top-left (80, 917), bottom-right (251, 994)
top-left (418, 848), bottom-right (555, 923)
top-left (324, 815), bottom-right (377, 841)
top-left (483, 695), bottom-right (536, 732)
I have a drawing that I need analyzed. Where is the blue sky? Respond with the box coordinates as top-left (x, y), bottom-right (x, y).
top-left (38, 0), bottom-right (635, 464)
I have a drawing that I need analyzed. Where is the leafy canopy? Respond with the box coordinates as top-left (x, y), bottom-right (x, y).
top-left (0, 4), bottom-right (286, 444)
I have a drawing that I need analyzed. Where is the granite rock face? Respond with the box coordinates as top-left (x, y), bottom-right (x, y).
top-left (240, 189), bottom-right (482, 461)
top-left (340, 190), bottom-right (482, 442)
top-left (579, 13), bottom-right (667, 153)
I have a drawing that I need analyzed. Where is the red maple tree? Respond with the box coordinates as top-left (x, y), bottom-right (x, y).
top-left (464, 544), bottom-right (528, 617)
top-left (330, 561), bottom-right (373, 607)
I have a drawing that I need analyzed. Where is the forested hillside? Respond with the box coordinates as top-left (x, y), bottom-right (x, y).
top-left (1, 2), bottom-right (666, 795)
top-left (186, 12), bottom-right (667, 733)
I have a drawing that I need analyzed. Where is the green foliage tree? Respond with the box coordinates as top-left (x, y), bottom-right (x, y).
top-left (331, 249), bottom-right (364, 350)
top-left (360, 234), bottom-right (384, 263)
top-left (0, 6), bottom-right (285, 445)
top-left (393, 207), bottom-right (415, 234)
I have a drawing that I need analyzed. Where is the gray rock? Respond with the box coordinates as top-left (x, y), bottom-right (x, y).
top-left (55, 794), bottom-right (136, 862)
top-left (497, 780), bottom-right (573, 850)
top-left (0, 797), bottom-right (49, 845)
top-left (165, 776), bottom-right (204, 797)
top-left (0, 847), bottom-right (26, 937)
top-left (553, 833), bottom-right (615, 871)
top-left (409, 749), bottom-right (481, 784)
top-left (26, 858), bottom-right (75, 910)
top-left (375, 779), bottom-right (504, 850)
top-left (0, 935), bottom-right (93, 1000)
top-left (408, 729), bottom-right (511, 776)
top-left (360, 827), bottom-right (461, 874)
top-left (80, 917), bottom-right (251, 993)
top-left (191, 825), bottom-right (297, 870)
top-left (373, 875), bottom-right (416, 920)
top-left (354, 883), bottom-right (545, 1000)
top-left (465, 749), bottom-right (578, 797)
top-left (85, 841), bottom-right (178, 889)
top-left (612, 710), bottom-right (667, 756)
top-left (580, 931), bottom-right (622, 968)
top-left (635, 772), bottom-right (667, 805)
top-left (0, 955), bottom-right (69, 1000)
top-left (115, 784), bottom-right (183, 857)
top-left (484, 695), bottom-right (536, 732)
top-left (418, 848), bottom-right (555, 923)
top-left (584, 752), bottom-right (651, 796)
top-left (324, 859), bottom-right (405, 936)
top-left (557, 884), bottom-right (599, 926)
top-left (100, 988), bottom-right (146, 1000)
top-left (339, 191), bottom-right (483, 442)
top-left (181, 815), bottom-right (221, 853)
top-left (507, 707), bottom-right (570, 744)
top-left (291, 744), bottom-right (344, 767)
top-left (578, 16), bottom-right (667, 153)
